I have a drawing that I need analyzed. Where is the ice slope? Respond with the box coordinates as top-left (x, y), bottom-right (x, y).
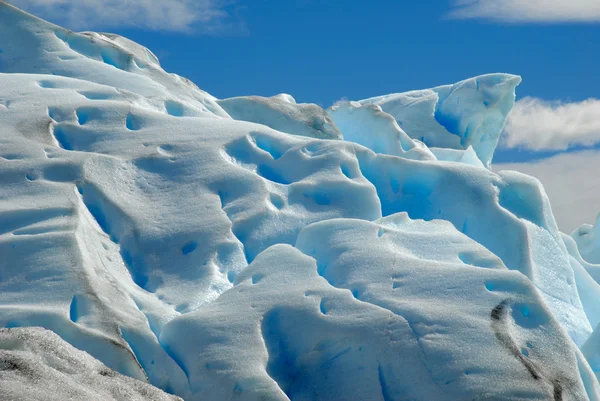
top-left (328, 101), bottom-right (435, 161)
top-left (564, 230), bottom-right (600, 384)
top-left (351, 74), bottom-right (521, 167)
top-left (0, 2), bottom-right (599, 400)
top-left (0, 327), bottom-right (182, 401)
top-left (163, 215), bottom-right (595, 400)
top-left (0, 3), bottom-right (229, 119)
top-left (218, 94), bottom-right (343, 140)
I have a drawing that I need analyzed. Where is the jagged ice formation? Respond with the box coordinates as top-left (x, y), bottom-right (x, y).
top-left (2, 2), bottom-right (600, 400)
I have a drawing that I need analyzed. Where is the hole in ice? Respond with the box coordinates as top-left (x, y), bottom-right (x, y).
top-left (78, 91), bottom-right (116, 100)
top-left (165, 100), bottom-right (186, 117)
top-left (319, 299), bottom-right (328, 314)
top-left (269, 193), bottom-right (285, 209)
top-left (126, 113), bottom-right (141, 131)
top-left (57, 54), bottom-right (77, 61)
top-left (521, 348), bottom-right (530, 357)
top-left (53, 126), bottom-right (73, 150)
top-left (87, 203), bottom-right (111, 235)
top-left (76, 108), bottom-right (90, 125)
top-left (25, 173), bottom-right (37, 181)
top-left (1, 154), bottom-right (22, 161)
top-left (458, 252), bottom-right (498, 269)
top-left (38, 80), bottom-right (57, 89)
top-left (227, 270), bottom-right (237, 284)
top-left (378, 227), bottom-right (385, 237)
top-left (181, 241), bottom-right (198, 255)
top-left (101, 50), bottom-right (128, 70)
top-left (512, 303), bottom-right (548, 329)
top-left (303, 191), bottom-right (330, 206)
top-left (251, 274), bottom-right (264, 284)
top-left (175, 303), bottom-right (189, 314)
top-left (392, 282), bottom-right (401, 289)
top-left (251, 133), bottom-right (285, 160)
top-left (47, 107), bottom-right (59, 121)
top-left (262, 309), bottom-right (299, 395)
top-left (102, 242), bottom-right (109, 250)
top-left (216, 242), bottom-right (240, 270)
top-left (69, 295), bottom-right (79, 323)
top-left (257, 165), bottom-right (290, 185)
top-left (54, 30), bottom-right (68, 42)
top-left (301, 142), bottom-right (321, 157)
top-left (133, 58), bottom-right (147, 69)
top-left (340, 163), bottom-right (354, 179)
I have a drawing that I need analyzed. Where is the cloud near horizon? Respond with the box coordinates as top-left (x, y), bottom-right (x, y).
top-left (449, 0), bottom-right (600, 23)
top-left (501, 97), bottom-right (600, 151)
top-left (9, 0), bottom-right (242, 33)
top-left (495, 150), bottom-right (600, 233)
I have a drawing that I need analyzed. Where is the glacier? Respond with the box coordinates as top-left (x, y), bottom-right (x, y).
top-left (2, 2), bottom-right (600, 400)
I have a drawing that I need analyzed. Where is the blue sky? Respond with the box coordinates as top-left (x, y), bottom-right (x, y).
top-left (9, 0), bottom-right (600, 229)
top-left (119, 1), bottom-right (599, 106)
top-left (12, 1), bottom-right (598, 103)
top-left (12, 0), bottom-right (600, 161)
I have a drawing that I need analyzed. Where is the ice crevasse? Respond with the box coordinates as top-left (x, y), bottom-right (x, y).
top-left (2, 2), bottom-right (600, 400)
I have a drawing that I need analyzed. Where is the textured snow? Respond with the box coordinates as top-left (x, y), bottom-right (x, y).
top-left (356, 74), bottom-right (521, 167)
top-left (218, 94), bottom-right (343, 140)
top-left (0, 327), bottom-right (181, 401)
top-left (328, 101), bottom-right (435, 161)
top-left (1, 2), bottom-right (600, 400)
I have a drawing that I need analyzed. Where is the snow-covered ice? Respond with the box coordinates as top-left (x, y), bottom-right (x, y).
top-left (1, 2), bottom-right (600, 400)
top-left (0, 327), bottom-right (181, 401)
top-left (218, 94), bottom-right (343, 140)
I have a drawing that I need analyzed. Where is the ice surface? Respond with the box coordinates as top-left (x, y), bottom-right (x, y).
top-left (0, 327), bottom-right (181, 401)
top-left (356, 74), bottom-right (521, 167)
top-left (564, 231), bottom-right (600, 383)
top-left (573, 216), bottom-right (600, 265)
top-left (162, 215), bottom-right (592, 400)
top-left (0, 2), bottom-right (599, 400)
top-left (328, 101), bottom-right (435, 161)
top-left (218, 94), bottom-right (342, 140)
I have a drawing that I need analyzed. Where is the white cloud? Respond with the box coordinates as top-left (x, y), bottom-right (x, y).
top-left (9, 0), bottom-right (242, 33)
top-left (448, 0), bottom-right (600, 23)
top-left (501, 97), bottom-right (600, 151)
top-left (494, 150), bottom-right (600, 233)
